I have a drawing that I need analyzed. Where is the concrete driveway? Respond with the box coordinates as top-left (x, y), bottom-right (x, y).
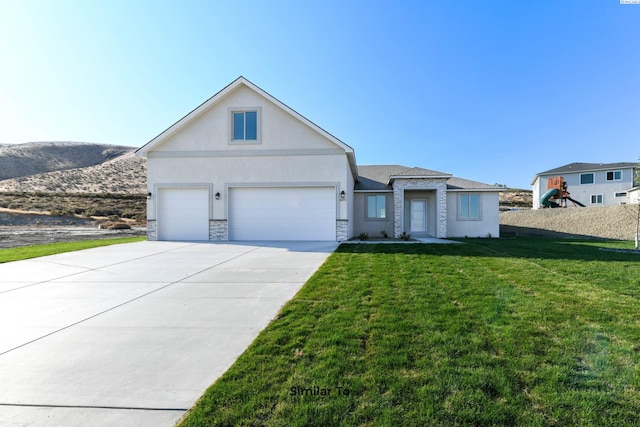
top-left (0, 240), bottom-right (337, 426)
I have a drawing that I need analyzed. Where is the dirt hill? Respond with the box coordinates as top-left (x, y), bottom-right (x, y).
top-left (0, 142), bottom-right (146, 194)
top-left (499, 189), bottom-right (533, 209)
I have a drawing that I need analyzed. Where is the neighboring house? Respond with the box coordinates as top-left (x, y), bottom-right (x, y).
top-left (531, 162), bottom-right (637, 209)
top-left (135, 77), bottom-right (501, 241)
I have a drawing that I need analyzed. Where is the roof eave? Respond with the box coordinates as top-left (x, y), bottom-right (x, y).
top-left (446, 188), bottom-right (503, 192)
top-left (136, 77), bottom-right (248, 157)
top-left (388, 174), bottom-right (453, 184)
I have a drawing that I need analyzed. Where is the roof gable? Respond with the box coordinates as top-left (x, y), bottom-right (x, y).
top-left (136, 76), bottom-right (358, 178)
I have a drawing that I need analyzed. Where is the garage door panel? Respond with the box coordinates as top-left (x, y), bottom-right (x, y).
top-left (229, 187), bottom-right (336, 241)
top-left (157, 188), bottom-right (209, 241)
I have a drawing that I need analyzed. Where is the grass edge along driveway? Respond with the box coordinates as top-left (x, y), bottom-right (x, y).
top-left (0, 237), bottom-right (146, 263)
top-left (179, 238), bottom-right (640, 426)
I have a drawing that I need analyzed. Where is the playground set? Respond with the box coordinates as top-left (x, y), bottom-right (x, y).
top-left (540, 176), bottom-right (585, 208)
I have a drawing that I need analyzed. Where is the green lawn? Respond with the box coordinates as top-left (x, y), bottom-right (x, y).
top-left (180, 237), bottom-right (640, 426)
top-left (0, 237), bottom-right (146, 263)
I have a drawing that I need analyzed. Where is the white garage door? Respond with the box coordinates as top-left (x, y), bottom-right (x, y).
top-left (229, 187), bottom-right (336, 241)
top-left (157, 188), bottom-right (209, 241)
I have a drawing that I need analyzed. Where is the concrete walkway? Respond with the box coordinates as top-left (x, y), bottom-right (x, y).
top-left (340, 237), bottom-right (463, 244)
top-left (0, 241), bottom-right (337, 427)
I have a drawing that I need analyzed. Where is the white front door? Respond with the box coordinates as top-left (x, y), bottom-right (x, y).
top-left (410, 200), bottom-right (426, 233)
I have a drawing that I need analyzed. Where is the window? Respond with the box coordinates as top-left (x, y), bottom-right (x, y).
top-left (580, 173), bottom-right (594, 185)
top-left (590, 194), bottom-right (603, 204)
top-left (615, 192), bottom-right (627, 197)
top-left (367, 195), bottom-right (386, 219)
top-left (459, 194), bottom-right (480, 219)
top-left (232, 111), bottom-right (258, 141)
top-left (606, 170), bottom-right (622, 181)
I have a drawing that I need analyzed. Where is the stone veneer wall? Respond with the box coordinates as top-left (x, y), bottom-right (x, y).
top-left (392, 178), bottom-right (448, 238)
top-left (336, 219), bottom-right (349, 241)
top-left (209, 220), bottom-right (228, 241)
top-left (147, 220), bottom-right (157, 241)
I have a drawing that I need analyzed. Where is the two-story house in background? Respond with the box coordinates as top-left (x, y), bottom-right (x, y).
top-left (532, 162), bottom-right (637, 209)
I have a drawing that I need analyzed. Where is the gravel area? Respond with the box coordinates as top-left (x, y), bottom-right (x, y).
top-left (500, 205), bottom-right (640, 240)
top-left (0, 211), bottom-right (146, 248)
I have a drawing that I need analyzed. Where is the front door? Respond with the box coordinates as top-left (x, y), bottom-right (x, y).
top-left (410, 200), bottom-right (426, 233)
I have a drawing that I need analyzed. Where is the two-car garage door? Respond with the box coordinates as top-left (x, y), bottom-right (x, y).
top-left (157, 187), bottom-right (336, 241)
top-left (229, 187), bottom-right (336, 241)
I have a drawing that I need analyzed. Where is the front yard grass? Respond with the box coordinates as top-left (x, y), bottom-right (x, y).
top-left (180, 237), bottom-right (640, 426)
top-left (0, 236), bottom-right (146, 263)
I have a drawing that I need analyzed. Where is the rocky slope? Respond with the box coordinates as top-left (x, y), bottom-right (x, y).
top-left (500, 205), bottom-right (639, 241)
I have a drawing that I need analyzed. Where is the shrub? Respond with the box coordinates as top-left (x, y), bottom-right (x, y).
top-left (381, 230), bottom-right (388, 238)
top-left (398, 231), bottom-right (411, 241)
top-left (99, 221), bottom-right (131, 230)
top-left (359, 232), bottom-right (369, 241)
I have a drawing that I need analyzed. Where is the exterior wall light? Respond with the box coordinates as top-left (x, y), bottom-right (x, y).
top-left (215, 192), bottom-right (221, 200)
top-left (147, 192), bottom-right (152, 199)
top-left (340, 190), bottom-right (346, 200)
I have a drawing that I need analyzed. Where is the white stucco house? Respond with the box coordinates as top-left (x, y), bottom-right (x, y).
top-left (135, 77), bottom-right (501, 241)
top-left (531, 162), bottom-right (638, 209)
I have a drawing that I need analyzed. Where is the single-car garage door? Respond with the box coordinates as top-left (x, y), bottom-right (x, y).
top-left (157, 188), bottom-right (209, 241)
top-left (229, 187), bottom-right (336, 241)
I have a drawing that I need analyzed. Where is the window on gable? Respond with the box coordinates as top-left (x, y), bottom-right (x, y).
top-left (232, 111), bottom-right (258, 141)
top-left (606, 170), bottom-right (622, 181)
top-left (580, 173), bottom-right (594, 185)
top-left (367, 195), bottom-right (386, 219)
top-left (590, 194), bottom-right (604, 204)
top-left (459, 194), bottom-right (480, 219)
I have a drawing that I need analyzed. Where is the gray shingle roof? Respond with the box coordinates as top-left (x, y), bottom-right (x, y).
top-left (355, 165), bottom-right (407, 190)
top-left (390, 166), bottom-right (452, 178)
top-left (446, 177), bottom-right (503, 190)
top-left (537, 162), bottom-right (637, 176)
top-left (356, 165), bottom-right (500, 191)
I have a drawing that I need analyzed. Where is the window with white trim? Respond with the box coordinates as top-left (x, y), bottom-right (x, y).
top-left (459, 194), bottom-right (480, 219)
top-left (615, 192), bottom-right (627, 198)
top-left (231, 110), bottom-right (258, 142)
top-left (580, 173), bottom-right (594, 185)
top-left (590, 194), bottom-right (603, 204)
top-left (606, 170), bottom-right (622, 181)
top-left (367, 195), bottom-right (386, 219)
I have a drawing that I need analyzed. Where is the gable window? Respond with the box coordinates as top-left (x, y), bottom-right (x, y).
top-left (580, 173), bottom-right (594, 185)
top-left (590, 194), bottom-right (604, 204)
top-left (367, 195), bottom-right (386, 219)
top-left (459, 194), bottom-right (480, 219)
top-left (606, 170), bottom-right (622, 181)
top-left (232, 110), bottom-right (258, 142)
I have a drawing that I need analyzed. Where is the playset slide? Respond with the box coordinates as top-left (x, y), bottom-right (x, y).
top-left (539, 176), bottom-right (586, 208)
top-left (540, 188), bottom-right (560, 208)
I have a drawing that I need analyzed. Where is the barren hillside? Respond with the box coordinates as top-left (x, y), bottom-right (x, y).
top-left (0, 142), bottom-right (146, 194)
top-left (0, 151), bottom-right (146, 194)
top-left (0, 141), bottom-right (133, 180)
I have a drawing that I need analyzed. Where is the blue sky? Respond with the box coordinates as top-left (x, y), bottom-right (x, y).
top-left (0, 0), bottom-right (638, 189)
